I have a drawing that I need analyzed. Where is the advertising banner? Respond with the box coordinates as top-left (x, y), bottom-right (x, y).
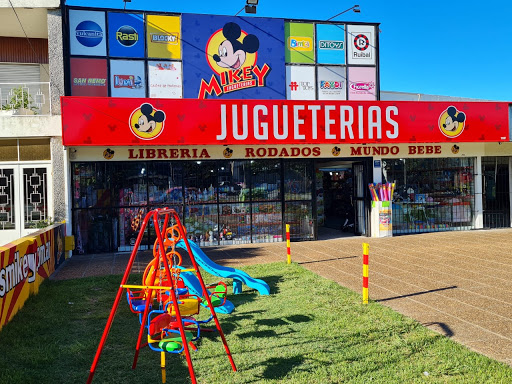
top-left (286, 65), bottom-right (316, 100)
top-left (110, 60), bottom-right (146, 97)
top-left (347, 24), bottom-right (376, 65)
top-left (0, 223), bottom-right (65, 330)
top-left (107, 12), bottom-right (145, 58)
top-left (61, 97), bottom-right (511, 146)
top-left (148, 61), bottom-right (182, 98)
top-left (146, 15), bottom-right (181, 59)
top-left (70, 58), bottom-right (108, 96)
top-left (182, 14), bottom-right (286, 99)
top-left (285, 22), bottom-right (315, 64)
top-left (317, 66), bottom-right (347, 100)
top-left (69, 9), bottom-right (106, 56)
top-left (316, 24), bottom-right (345, 65)
top-left (348, 66), bottom-right (377, 100)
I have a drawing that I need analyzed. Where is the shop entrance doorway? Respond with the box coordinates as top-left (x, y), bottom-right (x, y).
top-left (316, 160), bottom-right (369, 239)
top-left (482, 157), bottom-right (510, 228)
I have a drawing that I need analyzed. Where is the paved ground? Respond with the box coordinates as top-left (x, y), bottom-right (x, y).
top-left (51, 228), bottom-right (512, 366)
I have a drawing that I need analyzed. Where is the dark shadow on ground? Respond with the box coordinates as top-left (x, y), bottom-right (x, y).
top-left (299, 256), bottom-right (358, 265)
top-left (260, 356), bottom-right (305, 380)
top-left (423, 321), bottom-right (455, 337)
top-left (375, 286), bottom-right (457, 302)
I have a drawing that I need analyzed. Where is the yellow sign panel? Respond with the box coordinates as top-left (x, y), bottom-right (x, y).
top-left (146, 15), bottom-right (181, 59)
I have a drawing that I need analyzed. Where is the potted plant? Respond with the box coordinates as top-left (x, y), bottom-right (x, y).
top-left (1, 86), bottom-right (38, 115)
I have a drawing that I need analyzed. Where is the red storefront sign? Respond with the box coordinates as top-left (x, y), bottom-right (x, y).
top-left (61, 97), bottom-right (510, 146)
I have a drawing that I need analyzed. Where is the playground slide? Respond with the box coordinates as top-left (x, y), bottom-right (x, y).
top-left (179, 271), bottom-right (235, 314)
top-left (177, 240), bottom-right (270, 296)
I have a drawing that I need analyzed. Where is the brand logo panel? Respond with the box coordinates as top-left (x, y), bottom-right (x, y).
top-left (317, 66), bottom-right (346, 100)
top-left (110, 60), bottom-right (146, 97)
top-left (69, 10), bottom-right (106, 56)
top-left (70, 58), bottom-right (108, 97)
top-left (285, 22), bottom-right (315, 63)
top-left (108, 12), bottom-right (145, 58)
top-left (347, 25), bottom-right (375, 65)
top-left (316, 23), bottom-right (345, 64)
top-left (146, 15), bottom-right (181, 59)
top-left (286, 65), bottom-right (316, 100)
top-left (182, 14), bottom-right (285, 99)
top-left (348, 66), bottom-right (376, 100)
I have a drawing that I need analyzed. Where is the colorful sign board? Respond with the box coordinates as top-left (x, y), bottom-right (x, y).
top-left (182, 14), bottom-right (286, 99)
top-left (348, 66), bottom-right (377, 100)
top-left (61, 97), bottom-right (511, 146)
top-left (347, 24), bottom-right (376, 65)
top-left (316, 23), bottom-right (345, 65)
top-left (146, 15), bottom-right (181, 59)
top-left (286, 65), bottom-right (316, 100)
top-left (69, 9), bottom-right (106, 56)
top-left (0, 224), bottom-right (65, 330)
top-left (107, 12), bottom-right (145, 58)
top-left (285, 22), bottom-right (315, 64)
top-left (317, 66), bottom-right (347, 100)
top-left (148, 61), bottom-right (182, 98)
top-left (110, 59), bottom-right (146, 97)
top-left (70, 58), bottom-right (108, 96)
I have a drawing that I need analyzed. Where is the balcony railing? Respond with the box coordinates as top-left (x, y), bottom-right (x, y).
top-left (0, 82), bottom-right (51, 116)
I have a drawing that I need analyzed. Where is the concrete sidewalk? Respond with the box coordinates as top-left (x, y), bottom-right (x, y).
top-left (51, 228), bottom-right (512, 366)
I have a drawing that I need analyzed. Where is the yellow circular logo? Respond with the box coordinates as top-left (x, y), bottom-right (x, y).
top-left (438, 106), bottom-right (466, 138)
top-left (332, 146), bottom-right (341, 156)
top-left (205, 22), bottom-right (259, 75)
top-left (103, 148), bottom-right (115, 160)
top-left (129, 103), bottom-right (166, 140)
top-left (223, 147), bottom-right (233, 158)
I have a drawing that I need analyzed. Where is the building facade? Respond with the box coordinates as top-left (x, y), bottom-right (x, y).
top-left (0, 0), bottom-right (67, 246)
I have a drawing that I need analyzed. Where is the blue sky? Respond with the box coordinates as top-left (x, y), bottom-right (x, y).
top-left (66, 0), bottom-right (512, 101)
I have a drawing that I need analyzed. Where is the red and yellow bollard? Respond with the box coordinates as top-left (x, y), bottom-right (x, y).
top-left (286, 224), bottom-right (291, 264)
top-left (362, 243), bottom-right (369, 304)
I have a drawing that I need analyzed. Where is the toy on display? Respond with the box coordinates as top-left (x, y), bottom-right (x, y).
top-left (86, 208), bottom-right (237, 384)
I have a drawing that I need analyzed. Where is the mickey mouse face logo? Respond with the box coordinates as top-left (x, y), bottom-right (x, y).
top-left (439, 106), bottom-right (466, 138)
top-left (103, 148), bottom-right (115, 160)
top-left (206, 22), bottom-right (259, 75)
top-left (451, 145), bottom-right (460, 154)
top-left (129, 103), bottom-right (166, 140)
top-left (223, 147), bottom-right (234, 158)
top-left (332, 146), bottom-right (341, 156)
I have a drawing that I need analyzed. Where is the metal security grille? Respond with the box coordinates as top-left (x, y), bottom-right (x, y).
top-left (23, 168), bottom-right (48, 228)
top-left (482, 157), bottom-right (510, 228)
top-left (0, 169), bottom-right (15, 230)
top-left (382, 158), bottom-right (476, 235)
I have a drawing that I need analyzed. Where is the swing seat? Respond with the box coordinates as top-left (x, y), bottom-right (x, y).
top-left (158, 331), bottom-right (194, 352)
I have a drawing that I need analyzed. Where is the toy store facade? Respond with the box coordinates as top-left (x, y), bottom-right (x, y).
top-left (62, 97), bottom-right (512, 253)
top-left (61, 6), bottom-right (512, 254)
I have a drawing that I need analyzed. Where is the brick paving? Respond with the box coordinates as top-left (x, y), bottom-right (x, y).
top-left (51, 228), bottom-right (512, 366)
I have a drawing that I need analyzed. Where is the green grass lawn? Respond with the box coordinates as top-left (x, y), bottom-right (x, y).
top-left (0, 262), bottom-right (511, 384)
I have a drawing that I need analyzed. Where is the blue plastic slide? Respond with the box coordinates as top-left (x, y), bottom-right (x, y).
top-left (176, 240), bottom-right (270, 295)
top-left (179, 270), bottom-right (235, 314)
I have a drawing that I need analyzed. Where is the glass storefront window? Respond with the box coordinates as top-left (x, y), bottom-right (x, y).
top-left (184, 204), bottom-right (218, 246)
top-left (382, 158), bottom-right (475, 234)
top-left (217, 160), bottom-right (248, 203)
top-left (148, 162), bottom-right (184, 204)
top-left (71, 159), bottom-right (319, 254)
top-left (73, 163), bottom-right (111, 209)
top-left (285, 201), bottom-right (314, 240)
top-left (253, 202), bottom-right (282, 242)
top-left (184, 161), bottom-right (217, 204)
top-left (284, 161), bottom-right (313, 200)
top-left (250, 160), bottom-right (281, 201)
top-left (112, 162), bottom-right (147, 206)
